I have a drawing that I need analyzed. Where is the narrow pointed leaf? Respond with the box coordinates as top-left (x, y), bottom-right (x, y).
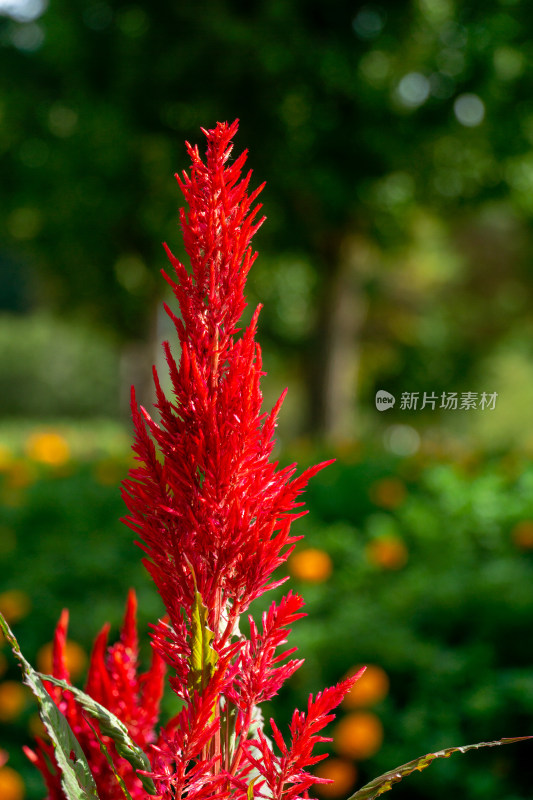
top-left (0, 612), bottom-right (100, 800)
top-left (347, 736), bottom-right (533, 800)
top-left (42, 674), bottom-right (157, 796)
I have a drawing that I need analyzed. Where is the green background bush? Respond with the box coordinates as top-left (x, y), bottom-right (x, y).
top-left (0, 314), bottom-right (120, 418)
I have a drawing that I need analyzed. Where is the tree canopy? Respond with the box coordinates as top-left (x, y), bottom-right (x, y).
top-left (2, 0), bottom-right (533, 434)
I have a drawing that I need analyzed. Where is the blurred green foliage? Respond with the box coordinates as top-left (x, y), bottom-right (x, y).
top-left (0, 314), bottom-right (120, 417)
top-left (3, 0), bottom-right (533, 434)
top-left (1, 431), bottom-right (532, 798)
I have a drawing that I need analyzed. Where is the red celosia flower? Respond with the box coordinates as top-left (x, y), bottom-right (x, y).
top-left (29, 120), bottom-right (362, 800)
top-left (25, 591), bottom-right (165, 800)
top-left (120, 120), bottom-right (361, 800)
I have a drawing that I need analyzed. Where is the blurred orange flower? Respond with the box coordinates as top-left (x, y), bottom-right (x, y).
top-left (370, 478), bottom-right (407, 509)
top-left (0, 590), bottom-right (31, 624)
top-left (314, 757), bottom-right (357, 797)
top-left (0, 681), bottom-right (28, 722)
top-left (511, 520), bottom-right (533, 549)
top-left (5, 461), bottom-right (37, 490)
top-left (0, 766), bottom-right (25, 800)
top-left (37, 640), bottom-right (87, 680)
top-left (333, 711), bottom-right (384, 760)
top-left (343, 664), bottom-right (389, 708)
top-left (26, 431), bottom-right (70, 466)
top-left (366, 536), bottom-right (408, 570)
top-left (288, 548), bottom-right (333, 583)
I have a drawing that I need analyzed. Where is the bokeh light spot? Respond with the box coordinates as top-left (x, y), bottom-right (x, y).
top-left (37, 640), bottom-right (88, 680)
top-left (289, 548), bottom-right (333, 583)
top-left (26, 431), bottom-right (70, 466)
top-left (314, 758), bottom-right (357, 797)
top-left (0, 681), bottom-right (28, 722)
top-left (511, 520), bottom-right (533, 549)
top-left (0, 590), bottom-right (31, 623)
top-left (366, 536), bottom-right (408, 569)
top-left (370, 477), bottom-right (407, 509)
top-left (334, 711), bottom-right (384, 759)
top-left (9, 21), bottom-right (44, 51)
top-left (0, 766), bottom-right (25, 800)
top-left (397, 73), bottom-right (430, 108)
top-left (383, 425), bottom-right (420, 456)
top-left (343, 664), bottom-right (390, 708)
top-left (0, 0), bottom-right (46, 22)
top-left (352, 6), bottom-right (386, 40)
top-left (454, 93), bottom-right (485, 127)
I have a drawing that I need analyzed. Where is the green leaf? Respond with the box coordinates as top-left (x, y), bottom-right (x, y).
top-left (84, 718), bottom-right (134, 800)
top-left (187, 569), bottom-right (218, 698)
top-left (347, 736), bottom-right (533, 800)
top-left (42, 674), bottom-right (157, 796)
top-left (0, 612), bottom-right (100, 800)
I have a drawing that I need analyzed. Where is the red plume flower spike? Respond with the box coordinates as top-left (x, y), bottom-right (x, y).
top-left (122, 120), bottom-right (330, 645)
top-left (28, 121), bottom-right (362, 800)
top-left (25, 591), bottom-right (165, 799)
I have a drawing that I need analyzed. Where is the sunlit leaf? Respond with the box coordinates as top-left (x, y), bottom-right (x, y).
top-left (348, 737), bottom-right (532, 800)
top-left (187, 566), bottom-right (218, 698)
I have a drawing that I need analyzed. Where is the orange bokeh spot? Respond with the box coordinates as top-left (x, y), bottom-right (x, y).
top-left (370, 478), bottom-right (407, 509)
top-left (511, 520), bottom-right (533, 550)
top-left (343, 665), bottom-right (389, 708)
top-left (37, 640), bottom-right (87, 680)
top-left (365, 536), bottom-right (408, 570)
top-left (0, 681), bottom-right (28, 722)
top-left (333, 711), bottom-right (384, 760)
top-left (0, 766), bottom-right (25, 800)
top-left (5, 461), bottom-right (37, 490)
top-left (314, 758), bottom-right (357, 797)
top-left (289, 549), bottom-right (333, 583)
top-left (26, 431), bottom-right (70, 467)
top-left (0, 590), bottom-right (31, 624)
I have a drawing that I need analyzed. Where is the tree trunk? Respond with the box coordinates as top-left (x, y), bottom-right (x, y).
top-left (308, 234), bottom-right (369, 442)
top-left (119, 302), bottom-right (167, 417)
